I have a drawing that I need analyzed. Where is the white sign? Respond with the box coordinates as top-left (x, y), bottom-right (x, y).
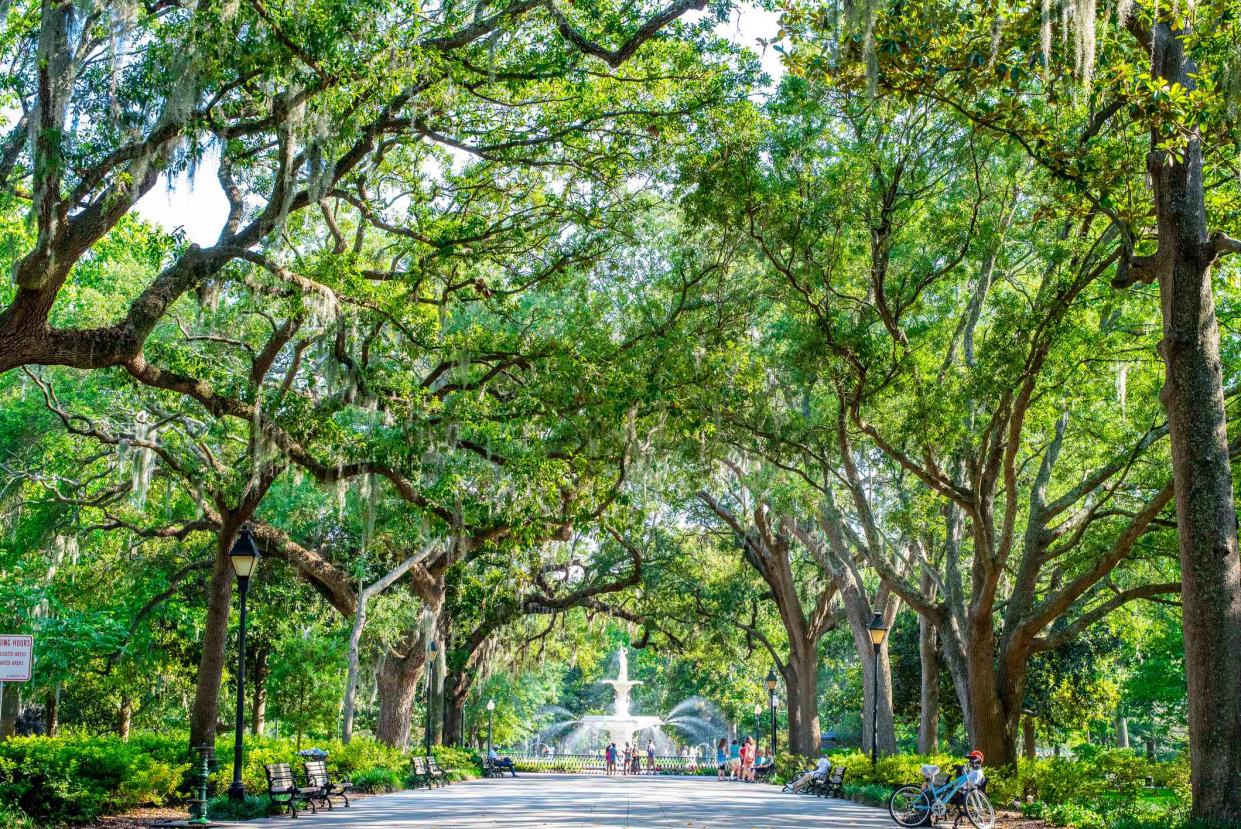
top-left (0, 635), bottom-right (33, 682)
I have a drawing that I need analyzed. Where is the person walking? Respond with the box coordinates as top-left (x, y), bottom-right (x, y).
top-left (728, 739), bottom-right (741, 781)
top-left (646, 738), bottom-right (656, 774)
top-left (716, 738), bottom-right (728, 781)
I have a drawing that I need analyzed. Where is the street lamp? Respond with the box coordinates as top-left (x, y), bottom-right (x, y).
top-left (867, 611), bottom-right (889, 767)
top-left (425, 640), bottom-right (438, 758)
top-left (765, 669), bottom-right (779, 759)
top-left (753, 702), bottom-right (763, 744)
top-left (486, 699), bottom-right (496, 756)
top-left (227, 527), bottom-right (260, 801)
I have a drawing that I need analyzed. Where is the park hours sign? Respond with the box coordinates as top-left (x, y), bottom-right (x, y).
top-left (0, 635), bottom-right (33, 682)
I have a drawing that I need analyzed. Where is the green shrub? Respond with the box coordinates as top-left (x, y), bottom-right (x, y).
top-left (425, 745), bottom-right (482, 781)
top-left (206, 735), bottom-right (410, 796)
top-left (351, 767), bottom-right (404, 793)
top-left (772, 752), bottom-right (816, 784)
top-left (0, 734), bottom-right (190, 824)
top-left (203, 793), bottom-right (276, 821)
top-left (1046, 802), bottom-right (1107, 829)
top-left (0, 732), bottom-right (411, 823)
top-left (841, 782), bottom-right (892, 807)
top-left (0, 802), bottom-right (36, 829)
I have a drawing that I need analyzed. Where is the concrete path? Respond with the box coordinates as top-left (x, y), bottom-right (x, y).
top-left (237, 774), bottom-right (894, 828)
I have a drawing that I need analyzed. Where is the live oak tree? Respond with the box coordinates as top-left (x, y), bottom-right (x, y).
top-left (681, 79), bottom-right (1188, 766)
top-left (777, 0), bottom-right (1241, 815)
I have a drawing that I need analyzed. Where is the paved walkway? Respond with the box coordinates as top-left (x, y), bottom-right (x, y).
top-left (237, 774), bottom-right (893, 828)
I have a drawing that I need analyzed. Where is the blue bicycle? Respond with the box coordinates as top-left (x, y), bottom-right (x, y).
top-left (887, 763), bottom-right (994, 828)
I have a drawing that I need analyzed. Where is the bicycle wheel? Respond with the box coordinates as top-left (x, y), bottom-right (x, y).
top-left (964, 789), bottom-right (995, 829)
top-left (888, 786), bottom-right (933, 828)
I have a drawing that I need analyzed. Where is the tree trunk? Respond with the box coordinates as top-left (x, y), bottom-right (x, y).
top-left (1116, 714), bottom-right (1129, 750)
top-left (0, 683), bottom-right (18, 738)
top-left (858, 641), bottom-right (897, 758)
top-left (118, 695), bottom-right (133, 741)
top-left (964, 635), bottom-right (1018, 767)
top-left (442, 668), bottom-right (470, 748)
top-left (782, 640), bottom-right (821, 756)
top-left (429, 642), bottom-right (446, 745)
top-left (918, 612), bottom-right (939, 755)
top-left (189, 527), bottom-right (237, 749)
top-left (342, 595), bottom-right (369, 744)
top-left (45, 686), bottom-right (59, 736)
top-left (251, 647), bottom-right (268, 737)
top-left (1022, 716), bottom-right (1036, 761)
top-left (1138, 18), bottom-right (1241, 823)
top-left (375, 647), bottom-right (428, 750)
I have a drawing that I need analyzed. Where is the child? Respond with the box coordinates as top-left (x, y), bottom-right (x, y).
top-left (716, 738), bottom-right (728, 781)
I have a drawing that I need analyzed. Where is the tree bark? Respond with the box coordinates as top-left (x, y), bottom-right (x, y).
top-left (118, 695), bottom-right (133, 741)
top-left (189, 527), bottom-right (237, 749)
top-left (251, 646), bottom-right (268, 737)
top-left (1023, 715), bottom-right (1036, 761)
top-left (340, 545), bottom-right (433, 744)
top-left (857, 636), bottom-right (897, 758)
top-left (0, 683), bottom-right (18, 738)
top-left (782, 641), bottom-right (822, 756)
top-left (45, 686), bottom-right (59, 737)
top-left (429, 641), bottom-right (446, 745)
top-left (1135, 18), bottom-right (1241, 822)
top-left (1116, 714), bottom-right (1129, 750)
top-left (375, 646), bottom-right (429, 750)
top-left (918, 612), bottom-right (939, 755)
top-left (443, 673), bottom-right (466, 748)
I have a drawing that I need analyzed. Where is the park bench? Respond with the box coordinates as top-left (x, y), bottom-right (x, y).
top-left (304, 758), bottom-right (352, 809)
top-left (482, 757), bottom-right (509, 778)
top-left (410, 756), bottom-right (435, 789)
top-left (264, 762), bottom-right (318, 818)
top-left (814, 765), bottom-right (846, 797)
top-left (428, 756), bottom-right (449, 785)
top-left (753, 762), bottom-right (775, 783)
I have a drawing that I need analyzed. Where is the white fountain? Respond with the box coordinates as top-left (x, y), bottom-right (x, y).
top-left (577, 648), bottom-right (663, 748)
top-left (534, 648), bottom-right (723, 754)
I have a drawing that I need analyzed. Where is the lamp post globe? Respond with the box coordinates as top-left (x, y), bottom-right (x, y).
top-left (227, 527), bottom-right (260, 801)
top-left (866, 611), bottom-right (889, 767)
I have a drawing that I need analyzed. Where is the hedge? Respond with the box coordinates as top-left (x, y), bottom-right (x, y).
top-left (0, 732), bottom-right (474, 825)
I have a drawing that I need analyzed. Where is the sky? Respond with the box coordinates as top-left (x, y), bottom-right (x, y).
top-left (131, 4), bottom-right (786, 246)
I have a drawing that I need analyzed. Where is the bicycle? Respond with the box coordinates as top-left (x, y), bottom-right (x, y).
top-left (887, 763), bottom-right (995, 829)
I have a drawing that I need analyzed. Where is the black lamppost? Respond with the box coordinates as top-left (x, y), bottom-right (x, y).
top-left (425, 640), bottom-right (438, 757)
top-left (486, 699), bottom-right (495, 755)
top-left (765, 669), bottom-right (779, 759)
top-left (227, 527), bottom-right (260, 801)
top-left (867, 611), bottom-right (889, 767)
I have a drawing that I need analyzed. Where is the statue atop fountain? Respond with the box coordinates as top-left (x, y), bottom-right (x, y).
top-left (602, 648), bottom-right (642, 717)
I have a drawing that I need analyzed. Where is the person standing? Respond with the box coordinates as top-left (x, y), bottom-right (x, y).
top-left (742, 736), bottom-right (756, 782)
top-left (646, 738), bottom-right (656, 774)
top-left (716, 738), bottom-right (728, 781)
top-left (728, 739), bottom-right (741, 781)
top-left (622, 742), bottom-right (632, 775)
top-left (605, 742), bottom-right (616, 775)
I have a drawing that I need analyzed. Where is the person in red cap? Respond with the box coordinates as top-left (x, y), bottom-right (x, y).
top-left (965, 751), bottom-right (986, 790)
